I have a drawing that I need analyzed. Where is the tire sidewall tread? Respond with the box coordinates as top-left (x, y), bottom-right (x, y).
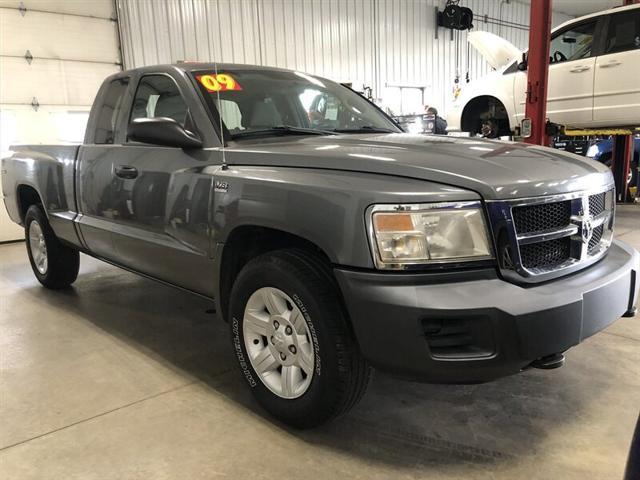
top-left (24, 205), bottom-right (79, 289)
top-left (229, 249), bottom-right (370, 428)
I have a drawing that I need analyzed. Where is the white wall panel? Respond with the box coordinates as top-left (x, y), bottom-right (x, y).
top-left (118, 0), bottom-right (572, 116)
top-left (0, 0), bottom-right (115, 19)
top-left (0, 0), bottom-right (121, 241)
top-left (0, 57), bottom-right (119, 105)
top-left (0, 9), bottom-right (120, 63)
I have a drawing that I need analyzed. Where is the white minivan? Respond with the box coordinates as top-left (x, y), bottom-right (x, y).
top-left (447, 3), bottom-right (640, 136)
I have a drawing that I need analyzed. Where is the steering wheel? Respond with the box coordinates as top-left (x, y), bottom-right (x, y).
top-left (553, 51), bottom-right (567, 63)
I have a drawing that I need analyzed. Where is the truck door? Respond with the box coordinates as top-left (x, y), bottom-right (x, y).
top-left (76, 75), bottom-right (131, 261)
top-left (593, 9), bottom-right (640, 125)
top-left (106, 72), bottom-right (222, 297)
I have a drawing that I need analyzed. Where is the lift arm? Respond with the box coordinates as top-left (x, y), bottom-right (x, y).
top-left (523, 0), bottom-right (552, 146)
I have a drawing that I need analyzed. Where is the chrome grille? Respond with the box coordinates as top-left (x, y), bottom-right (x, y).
top-left (487, 186), bottom-right (615, 283)
top-left (588, 224), bottom-right (604, 254)
top-left (520, 237), bottom-right (571, 270)
top-left (513, 201), bottom-right (571, 234)
top-left (589, 192), bottom-right (606, 216)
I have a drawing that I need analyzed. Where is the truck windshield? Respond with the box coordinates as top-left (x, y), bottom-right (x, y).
top-left (191, 69), bottom-right (400, 139)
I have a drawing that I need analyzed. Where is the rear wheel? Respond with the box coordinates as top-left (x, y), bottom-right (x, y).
top-left (229, 249), bottom-right (371, 428)
top-left (24, 205), bottom-right (79, 289)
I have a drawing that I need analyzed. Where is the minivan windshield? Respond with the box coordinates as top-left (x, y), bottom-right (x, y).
top-left (191, 69), bottom-right (400, 139)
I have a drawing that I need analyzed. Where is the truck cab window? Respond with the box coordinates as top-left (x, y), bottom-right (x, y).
top-left (215, 99), bottom-right (244, 130)
top-left (130, 75), bottom-right (188, 126)
top-left (192, 69), bottom-right (399, 137)
top-left (94, 78), bottom-right (128, 144)
top-left (549, 21), bottom-right (597, 63)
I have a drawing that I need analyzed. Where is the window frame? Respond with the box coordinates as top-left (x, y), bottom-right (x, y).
top-left (189, 68), bottom-right (402, 144)
top-left (126, 73), bottom-right (190, 134)
top-left (548, 16), bottom-right (607, 65)
top-left (601, 9), bottom-right (640, 55)
top-left (89, 76), bottom-right (130, 145)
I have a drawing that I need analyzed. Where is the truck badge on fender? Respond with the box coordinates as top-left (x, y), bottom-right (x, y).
top-left (215, 181), bottom-right (229, 193)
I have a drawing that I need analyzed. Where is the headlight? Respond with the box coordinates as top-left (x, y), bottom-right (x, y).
top-left (586, 145), bottom-right (599, 158)
top-left (369, 202), bottom-right (493, 269)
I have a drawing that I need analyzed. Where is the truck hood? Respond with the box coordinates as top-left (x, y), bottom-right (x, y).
top-left (224, 133), bottom-right (612, 200)
top-left (468, 31), bottom-right (522, 70)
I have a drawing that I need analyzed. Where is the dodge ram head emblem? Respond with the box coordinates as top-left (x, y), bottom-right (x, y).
top-left (581, 216), bottom-right (594, 244)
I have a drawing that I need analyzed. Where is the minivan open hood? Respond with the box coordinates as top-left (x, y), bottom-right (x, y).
top-left (468, 31), bottom-right (522, 70)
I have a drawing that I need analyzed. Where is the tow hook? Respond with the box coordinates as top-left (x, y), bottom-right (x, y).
top-left (529, 353), bottom-right (565, 370)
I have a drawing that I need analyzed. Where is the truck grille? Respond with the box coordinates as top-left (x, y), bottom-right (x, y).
top-left (588, 225), bottom-right (604, 254)
top-left (589, 192), bottom-right (606, 216)
top-left (513, 201), bottom-right (571, 234)
top-left (520, 237), bottom-right (571, 270)
top-left (487, 187), bottom-right (615, 283)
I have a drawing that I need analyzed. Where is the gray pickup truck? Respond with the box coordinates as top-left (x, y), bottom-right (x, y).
top-left (2, 63), bottom-right (639, 428)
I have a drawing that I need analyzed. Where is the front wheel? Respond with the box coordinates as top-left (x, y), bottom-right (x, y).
top-left (229, 249), bottom-right (371, 428)
top-left (24, 205), bottom-right (79, 289)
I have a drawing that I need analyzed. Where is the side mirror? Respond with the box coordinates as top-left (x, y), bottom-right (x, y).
top-left (128, 117), bottom-right (203, 149)
top-left (517, 52), bottom-right (528, 71)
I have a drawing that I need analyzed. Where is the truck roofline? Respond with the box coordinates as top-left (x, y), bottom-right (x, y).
top-left (114, 62), bottom-right (321, 78)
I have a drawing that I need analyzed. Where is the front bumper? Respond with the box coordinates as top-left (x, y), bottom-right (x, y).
top-left (335, 240), bottom-right (639, 383)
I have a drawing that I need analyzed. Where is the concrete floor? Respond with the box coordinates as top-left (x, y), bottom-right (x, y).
top-left (1, 206), bottom-right (638, 480)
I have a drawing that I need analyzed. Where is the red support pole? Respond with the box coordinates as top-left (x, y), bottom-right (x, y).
top-left (524, 0), bottom-right (552, 146)
top-left (616, 0), bottom-right (640, 203)
top-left (612, 135), bottom-right (634, 203)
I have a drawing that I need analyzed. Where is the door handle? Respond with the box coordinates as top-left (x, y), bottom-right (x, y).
top-left (599, 60), bottom-right (621, 68)
top-left (569, 66), bottom-right (590, 73)
top-left (114, 165), bottom-right (138, 179)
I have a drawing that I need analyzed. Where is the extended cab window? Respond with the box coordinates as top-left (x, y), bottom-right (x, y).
top-left (605, 10), bottom-right (640, 54)
top-left (550, 21), bottom-right (597, 63)
top-left (94, 78), bottom-right (128, 144)
top-left (130, 75), bottom-right (188, 126)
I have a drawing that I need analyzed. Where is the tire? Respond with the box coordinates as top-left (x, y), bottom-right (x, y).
top-left (24, 204), bottom-right (79, 289)
top-left (229, 249), bottom-right (371, 428)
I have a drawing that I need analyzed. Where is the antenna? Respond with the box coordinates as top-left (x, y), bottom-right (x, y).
top-left (214, 61), bottom-right (228, 170)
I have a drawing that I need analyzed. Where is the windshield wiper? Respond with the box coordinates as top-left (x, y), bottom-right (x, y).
top-left (332, 126), bottom-right (397, 134)
top-left (230, 125), bottom-right (337, 139)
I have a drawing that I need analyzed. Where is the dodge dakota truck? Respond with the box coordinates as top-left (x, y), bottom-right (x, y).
top-left (2, 63), bottom-right (638, 428)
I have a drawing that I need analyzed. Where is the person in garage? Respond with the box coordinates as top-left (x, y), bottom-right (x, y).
top-left (424, 106), bottom-right (448, 135)
top-left (480, 119), bottom-right (499, 138)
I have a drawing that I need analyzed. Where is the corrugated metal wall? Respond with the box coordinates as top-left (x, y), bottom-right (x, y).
top-left (116, 0), bottom-right (572, 115)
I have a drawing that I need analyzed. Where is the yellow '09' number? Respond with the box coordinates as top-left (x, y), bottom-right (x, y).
top-left (198, 73), bottom-right (241, 92)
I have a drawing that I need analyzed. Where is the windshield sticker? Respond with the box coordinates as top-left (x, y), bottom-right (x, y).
top-left (197, 73), bottom-right (242, 92)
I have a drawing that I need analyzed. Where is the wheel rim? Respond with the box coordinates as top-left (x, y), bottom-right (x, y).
top-left (243, 287), bottom-right (315, 399)
top-left (28, 220), bottom-right (48, 275)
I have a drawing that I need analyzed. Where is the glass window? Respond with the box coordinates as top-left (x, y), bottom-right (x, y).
top-left (94, 78), bottom-right (128, 144)
top-left (549, 21), bottom-right (597, 64)
top-left (193, 69), bottom-right (399, 139)
top-left (130, 75), bottom-right (188, 127)
top-left (302, 89), bottom-right (343, 127)
top-left (216, 99), bottom-right (244, 130)
top-left (605, 11), bottom-right (640, 54)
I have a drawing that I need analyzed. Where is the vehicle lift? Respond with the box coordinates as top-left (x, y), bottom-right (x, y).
top-left (523, 0), bottom-right (638, 203)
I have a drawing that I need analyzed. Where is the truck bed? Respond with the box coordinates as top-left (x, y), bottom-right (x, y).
top-left (2, 145), bottom-right (80, 245)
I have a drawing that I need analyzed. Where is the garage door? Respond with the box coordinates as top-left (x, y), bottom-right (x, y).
top-left (0, 0), bottom-right (121, 242)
